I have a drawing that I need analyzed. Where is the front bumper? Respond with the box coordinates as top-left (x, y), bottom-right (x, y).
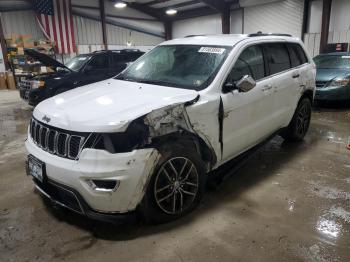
top-left (19, 87), bottom-right (47, 106)
top-left (314, 86), bottom-right (350, 101)
top-left (25, 136), bottom-right (160, 216)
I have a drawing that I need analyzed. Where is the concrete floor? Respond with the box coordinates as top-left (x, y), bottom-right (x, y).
top-left (0, 90), bottom-right (349, 262)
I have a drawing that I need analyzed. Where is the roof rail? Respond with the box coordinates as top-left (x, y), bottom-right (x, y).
top-left (185, 34), bottom-right (206, 38)
top-left (248, 32), bottom-right (292, 37)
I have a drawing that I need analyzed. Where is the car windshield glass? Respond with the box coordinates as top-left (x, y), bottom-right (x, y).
top-left (66, 55), bottom-right (90, 72)
top-left (115, 45), bottom-right (232, 90)
top-left (313, 55), bottom-right (350, 69)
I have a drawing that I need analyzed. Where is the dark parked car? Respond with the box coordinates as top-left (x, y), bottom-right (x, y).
top-left (313, 52), bottom-right (350, 102)
top-left (19, 49), bottom-right (144, 106)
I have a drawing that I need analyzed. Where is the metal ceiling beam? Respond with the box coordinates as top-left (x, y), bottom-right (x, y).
top-left (144, 0), bottom-right (172, 6)
top-left (200, 0), bottom-right (226, 12)
top-left (172, 6), bottom-right (217, 20)
top-left (159, 0), bottom-right (201, 11)
top-left (127, 2), bottom-right (167, 21)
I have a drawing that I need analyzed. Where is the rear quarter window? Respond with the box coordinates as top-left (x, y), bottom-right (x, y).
top-left (287, 43), bottom-right (308, 67)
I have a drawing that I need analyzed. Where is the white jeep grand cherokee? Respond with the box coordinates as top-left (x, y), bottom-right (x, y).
top-left (26, 34), bottom-right (315, 223)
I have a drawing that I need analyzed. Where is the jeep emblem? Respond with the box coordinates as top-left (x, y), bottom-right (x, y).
top-left (42, 115), bottom-right (51, 123)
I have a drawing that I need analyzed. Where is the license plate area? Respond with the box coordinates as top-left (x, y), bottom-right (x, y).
top-left (28, 155), bottom-right (46, 183)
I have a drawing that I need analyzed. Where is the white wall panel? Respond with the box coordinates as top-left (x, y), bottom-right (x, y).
top-left (230, 9), bottom-right (243, 34)
top-left (307, 0), bottom-right (322, 33)
top-left (244, 0), bottom-right (304, 38)
top-left (73, 15), bottom-right (103, 45)
top-left (0, 11), bottom-right (44, 39)
top-left (73, 16), bottom-right (162, 54)
top-left (173, 14), bottom-right (222, 39)
top-left (329, 0), bottom-right (350, 32)
top-left (303, 33), bottom-right (320, 57)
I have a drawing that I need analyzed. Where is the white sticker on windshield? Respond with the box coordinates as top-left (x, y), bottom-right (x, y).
top-left (198, 47), bottom-right (225, 54)
top-left (341, 56), bottom-right (350, 58)
top-left (78, 57), bottom-right (87, 60)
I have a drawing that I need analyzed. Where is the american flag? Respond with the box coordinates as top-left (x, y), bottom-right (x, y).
top-left (34, 0), bottom-right (76, 54)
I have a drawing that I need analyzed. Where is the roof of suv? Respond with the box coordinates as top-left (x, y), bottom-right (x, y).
top-left (161, 34), bottom-right (300, 47)
top-left (92, 49), bottom-right (143, 54)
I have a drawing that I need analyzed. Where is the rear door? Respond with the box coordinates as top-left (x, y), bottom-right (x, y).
top-left (262, 42), bottom-right (295, 128)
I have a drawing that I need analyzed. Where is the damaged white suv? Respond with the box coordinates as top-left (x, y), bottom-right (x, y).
top-left (26, 34), bottom-right (315, 223)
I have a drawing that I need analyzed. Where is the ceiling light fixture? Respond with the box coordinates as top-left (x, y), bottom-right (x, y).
top-left (166, 9), bottom-right (177, 15)
top-left (114, 1), bottom-right (127, 8)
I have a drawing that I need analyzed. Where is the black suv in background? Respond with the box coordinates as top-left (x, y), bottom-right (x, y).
top-left (19, 49), bottom-right (144, 106)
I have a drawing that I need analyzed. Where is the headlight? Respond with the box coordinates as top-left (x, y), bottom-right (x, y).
top-left (31, 80), bottom-right (45, 89)
top-left (83, 119), bottom-right (149, 153)
top-left (325, 78), bottom-right (350, 88)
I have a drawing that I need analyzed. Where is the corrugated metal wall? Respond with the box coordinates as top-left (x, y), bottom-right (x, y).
top-left (73, 15), bottom-right (163, 54)
top-left (0, 10), bottom-right (43, 39)
top-left (244, 0), bottom-right (304, 38)
top-left (1, 10), bottom-right (162, 57)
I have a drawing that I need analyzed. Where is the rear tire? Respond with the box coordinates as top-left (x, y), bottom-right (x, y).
top-left (140, 143), bottom-right (206, 224)
top-left (281, 97), bottom-right (312, 142)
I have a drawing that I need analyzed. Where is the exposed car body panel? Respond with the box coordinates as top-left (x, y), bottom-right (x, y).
top-left (34, 79), bottom-right (199, 132)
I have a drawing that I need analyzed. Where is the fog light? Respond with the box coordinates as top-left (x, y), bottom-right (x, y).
top-left (87, 179), bottom-right (120, 192)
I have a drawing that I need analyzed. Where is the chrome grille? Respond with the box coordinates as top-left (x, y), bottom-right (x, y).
top-left (19, 80), bottom-right (32, 100)
top-left (29, 118), bottom-right (86, 159)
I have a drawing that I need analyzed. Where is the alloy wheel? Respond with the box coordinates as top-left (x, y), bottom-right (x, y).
top-left (296, 102), bottom-right (311, 136)
top-left (154, 157), bottom-right (199, 215)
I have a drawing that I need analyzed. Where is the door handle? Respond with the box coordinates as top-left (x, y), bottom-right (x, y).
top-left (262, 84), bottom-right (273, 91)
top-left (292, 73), bottom-right (300, 78)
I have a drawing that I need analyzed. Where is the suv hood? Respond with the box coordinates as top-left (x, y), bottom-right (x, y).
top-left (25, 49), bottom-right (71, 71)
top-left (33, 79), bottom-right (199, 132)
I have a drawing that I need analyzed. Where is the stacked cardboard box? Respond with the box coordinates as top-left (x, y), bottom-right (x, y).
top-left (6, 71), bottom-right (16, 90)
top-left (0, 72), bottom-right (7, 89)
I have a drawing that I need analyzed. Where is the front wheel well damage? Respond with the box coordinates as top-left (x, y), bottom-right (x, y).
top-left (149, 132), bottom-right (216, 170)
top-left (84, 102), bottom-right (217, 170)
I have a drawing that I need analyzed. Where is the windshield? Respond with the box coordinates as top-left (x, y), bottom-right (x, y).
top-left (66, 55), bottom-right (90, 72)
top-left (314, 55), bottom-right (350, 69)
top-left (115, 45), bottom-right (232, 90)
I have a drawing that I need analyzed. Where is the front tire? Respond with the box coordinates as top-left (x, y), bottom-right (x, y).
top-left (140, 144), bottom-right (206, 224)
top-left (281, 97), bottom-right (312, 142)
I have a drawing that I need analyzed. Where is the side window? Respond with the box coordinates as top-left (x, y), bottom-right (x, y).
top-left (295, 44), bottom-right (308, 64)
top-left (288, 43), bottom-right (308, 67)
top-left (111, 53), bottom-right (127, 66)
top-left (228, 45), bottom-right (265, 82)
top-left (264, 43), bottom-right (291, 75)
top-left (88, 54), bottom-right (109, 70)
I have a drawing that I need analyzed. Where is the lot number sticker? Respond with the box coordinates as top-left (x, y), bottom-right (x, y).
top-left (198, 47), bottom-right (226, 54)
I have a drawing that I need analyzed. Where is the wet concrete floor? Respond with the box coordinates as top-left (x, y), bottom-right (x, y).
top-left (0, 90), bottom-right (349, 261)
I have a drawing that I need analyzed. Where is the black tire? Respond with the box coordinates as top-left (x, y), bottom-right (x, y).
top-left (54, 88), bottom-right (70, 96)
top-left (139, 143), bottom-right (206, 224)
top-left (281, 97), bottom-right (312, 142)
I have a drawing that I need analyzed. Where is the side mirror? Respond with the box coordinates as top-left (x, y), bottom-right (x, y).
top-left (236, 75), bottom-right (256, 92)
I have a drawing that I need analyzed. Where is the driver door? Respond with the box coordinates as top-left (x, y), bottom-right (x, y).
top-left (221, 44), bottom-right (276, 162)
